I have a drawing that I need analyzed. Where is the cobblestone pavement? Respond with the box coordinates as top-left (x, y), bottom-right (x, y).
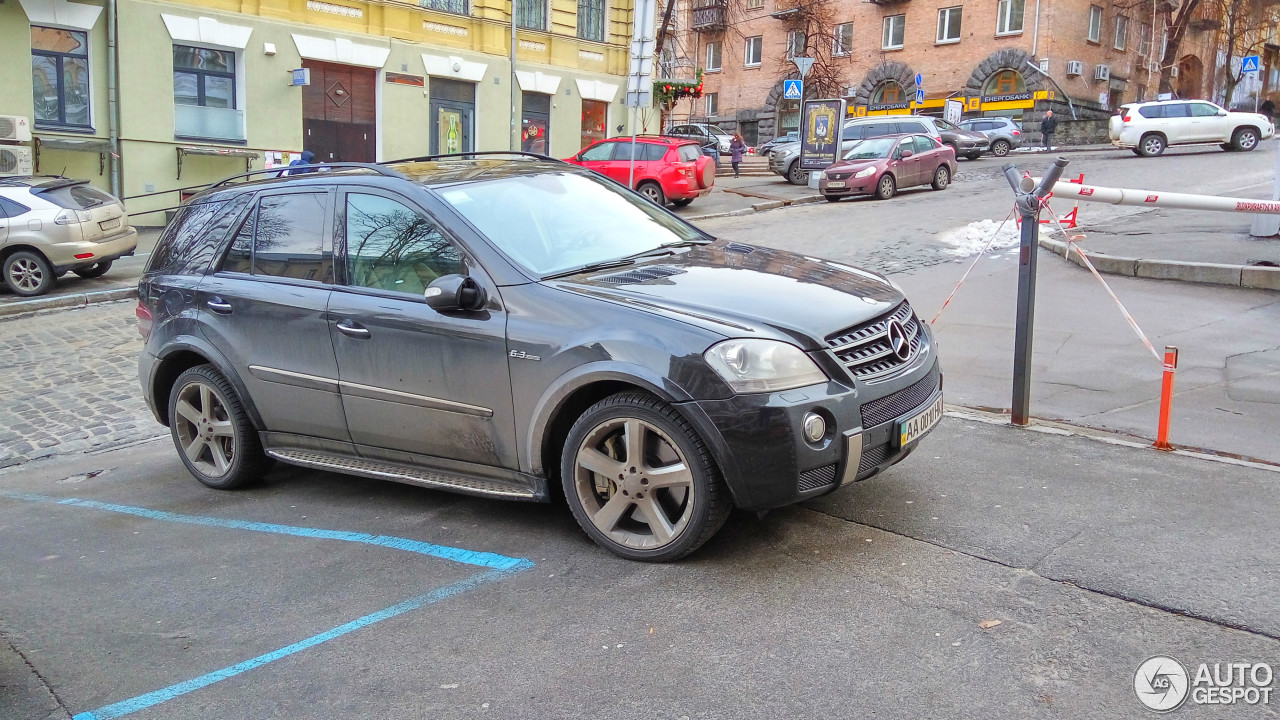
top-left (0, 301), bottom-right (160, 469)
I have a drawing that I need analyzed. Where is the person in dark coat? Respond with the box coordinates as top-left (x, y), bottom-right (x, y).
top-left (1040, 111), bottom-right (1058, 150)
top-left (1261, 99), bottom-right (1275, 119)
top-left (729, 133), bottom-right (747, 178)
top-left (286, 150), bottom-right (317, 176)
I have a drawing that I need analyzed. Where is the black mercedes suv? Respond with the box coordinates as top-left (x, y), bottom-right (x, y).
top-left (138, 154), bottom-right (942, 561)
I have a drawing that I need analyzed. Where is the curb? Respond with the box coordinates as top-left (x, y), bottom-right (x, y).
top-left (1037, 236), bottom-right (1280, 290)
top-left (0, 286), bottom-right (138, 319)
top-left (687, 194), bottom-right (826, 222)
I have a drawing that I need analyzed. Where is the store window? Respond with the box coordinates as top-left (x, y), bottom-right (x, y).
top-left (937, 7), bottom-right (962, 43)
top-left (581, 99), bottom-right (608, 147)
top-left (882, 15), bottom-right (905, 50)
top-left (577, 0), bottom-right (605, 42)
top-left (31, 27), bottom-right (91, 130)
top-left (997, 0), bottom-right (1024, 35)
top-left (522, 92), bottom-right (550, 153)
top-left (833, 23), bottom-right (853, 56)
top-left (706, 41), bottom-right (722, 71)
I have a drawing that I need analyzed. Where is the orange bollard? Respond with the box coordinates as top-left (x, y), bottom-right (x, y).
top-left (1154, 346), bottom-right (1178, 450)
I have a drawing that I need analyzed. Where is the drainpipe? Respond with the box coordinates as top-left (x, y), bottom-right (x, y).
top-left (1031, 0), bottom-right (1041, 56)
top-left (1026, 61), bottom-right (1077, 119)
top-left (510, 0), bottom-right (518, 151)
top-left (107, 0), bottom-right (121, 196)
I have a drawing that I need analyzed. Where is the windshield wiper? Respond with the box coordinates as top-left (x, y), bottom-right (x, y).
top-left (541, 258), bottom-right (636, 280)
top-left (621, 238), bottom-right (712, 262)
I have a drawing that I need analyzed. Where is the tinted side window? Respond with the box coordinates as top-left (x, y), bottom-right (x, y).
top-left (579, 142), bottom-right (614, 161)
top-left (345, 193), bottom-right (462, 296)
top-left (861, 122), bottom-right (897, 137)
top-left (250, 192), bottom-right (333, 282)
top-left (0, 196), bottom-right (30, 218)
top-left (222, 206), bottom-right (255, 274)
top-left (914, 135), bottom-right (938, 153)
top-left (1138, 105), bottom-right (1165, 119)
top-left (897, 121), bottom-right (929, 134)
top-left (842, 125), bottom-right (864, 140)
top-left (1165, 103), bottom-right (1191, 118)
top-left (148, 194), bottom-right (249, 275)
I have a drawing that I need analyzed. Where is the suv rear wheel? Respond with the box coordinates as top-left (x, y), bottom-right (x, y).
top-left (3, 250), bottom-right (55, 297)
top-left (168, 365), bottom-right (271, 489)
top-left (1138, 133), bottom-right (1166, 157)
top-left (991, 139), bottom-right (1011, 157)
top-left (637, 181), bottom-right (666, 205)
top-left (561, 392), bottom-right (730, 561)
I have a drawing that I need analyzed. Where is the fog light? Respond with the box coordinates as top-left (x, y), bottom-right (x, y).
top-left (802, 412), bottom-right (826, 443)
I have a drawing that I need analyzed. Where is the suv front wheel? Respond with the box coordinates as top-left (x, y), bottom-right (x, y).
top-left (786, 160), bottom-right (808, 186)
top-left (1232, 127), bottom-right (1260, 151)
top-left (168, 365), bottom-right (272, 489)
top-left (561, 392), bottom-right (730, 561)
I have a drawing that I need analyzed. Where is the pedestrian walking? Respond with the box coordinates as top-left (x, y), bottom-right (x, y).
top-left (729, 133), bottom-right (746, 178)
top-left (1040, 111), bottom-right (1058, 151)
top-left (1261, 99), bottom-right (1275, 120)
top-left (285, 150), bottom-right (317, 176)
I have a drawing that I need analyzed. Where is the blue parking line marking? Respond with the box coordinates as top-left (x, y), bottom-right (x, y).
top-left (0, 491), bottom-right (527, 570)
top-left (71, 566), bottom-right (523, 720)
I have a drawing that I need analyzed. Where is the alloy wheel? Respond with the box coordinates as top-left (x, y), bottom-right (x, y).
top-left (1237, 130), bottom-right (1259, 150)
top-left (992, 140), bottom-right (1010, 157)
top-left (8, 257), bottom-right (44, 293)
top-left (573, 417), bottom-right (695, 551)
top-left (173, 381), bottom-right (236, 478)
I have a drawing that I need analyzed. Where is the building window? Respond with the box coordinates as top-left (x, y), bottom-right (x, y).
top-left (985, 70), bottom-right (1025, 95)
top-left (882, 15), bottom-right (905, 50)
top-left (1139, 22), bottom-right (1152, 57)
top-left (833, 22), bottom-right (853, 56)
top-left (419, 0), bottom-right (468, 14)
top-left (706, 41), bottom-right (722, 71)
top-left (577, 0), bottom-right (605, 41)
top-left (745, 36), bottom-right (763, 66)
top-left (581, 99), bottom-right (608, 147)
top-left (996, 0), bottom-right (1024, 35)
top-left (174, 46), bottom-right (236, 109)
top-left (1088, 6), bottom-right (1103, 43)
top-left (706, 92), bottom-right (719, 116)
top-left (659, 44), bottom-right (675, 77)
top-left (872, 81), bottom-right (904, 104)
top-left (937, 7), bottom-right (962, 43)
top-left (1136, 84), bottom-right (1147, 101)
top-left (516, 0), bottom-right (546, 30)
top-left (787, 29), bottom-right (805, 57)
top-left (31, 26), bottom-right (91, 130)
top-left (1114, 15), bottom-right (1128, 50)
top-left (746, 0), bottom-right (763, 8)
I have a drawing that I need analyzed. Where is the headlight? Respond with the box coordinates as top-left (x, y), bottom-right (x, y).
top-left (854, 167), bottom-right (877, 178)
top-left (705, 339), bottom-right (827, 393)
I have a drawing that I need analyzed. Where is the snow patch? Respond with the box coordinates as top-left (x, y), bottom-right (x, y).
top-left (936, 219), bottom-right (1054, 257)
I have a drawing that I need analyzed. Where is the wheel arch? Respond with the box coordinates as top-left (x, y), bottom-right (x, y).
top-left (151, 339), bottom-right (265, 431)
top-left (0, 244), bottom-right (53, 265)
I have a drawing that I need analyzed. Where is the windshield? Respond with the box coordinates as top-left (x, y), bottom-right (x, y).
top-left (705, 125), bottom-right (730, 135)
top-left (844, 137), bottom-right (897, 160)
top-left (934, 119), bottom-right (958, 131)
top-left (439, 171), bottom-right (708, 277)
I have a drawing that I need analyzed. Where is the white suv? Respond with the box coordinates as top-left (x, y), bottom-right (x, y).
top-left (1109, 99), bottom-right (1274, 157)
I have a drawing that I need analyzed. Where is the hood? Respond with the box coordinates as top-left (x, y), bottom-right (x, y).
top-left (550, 241), bottom-right (902, 350)
top-left (827, 157), bottom-right (887, 173)
top-left (950, 128), bottom-right (987, 141)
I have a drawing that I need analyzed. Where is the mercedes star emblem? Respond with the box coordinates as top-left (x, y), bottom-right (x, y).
top-left (886, 319), bottom-right (911, 362)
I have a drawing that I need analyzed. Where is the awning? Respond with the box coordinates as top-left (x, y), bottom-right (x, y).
top-left (33, 136), bottom-right (113, 175)
top-left (176, 145), bottom-right (260, 179)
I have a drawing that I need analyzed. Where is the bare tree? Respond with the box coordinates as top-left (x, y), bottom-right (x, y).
top-left (1208, 0), bottom-right (1280, 104)
top-left (771, 0), bottom-right (852, 98)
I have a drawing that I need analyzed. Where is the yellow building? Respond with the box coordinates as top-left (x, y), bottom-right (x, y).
top-left (1, 0), bottom-right (636, 220)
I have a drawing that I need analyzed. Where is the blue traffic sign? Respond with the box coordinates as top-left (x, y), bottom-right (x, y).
top-left (1242, 55), bottom-right (1261, 74)
top-left (915, 88), bottom-right (926, 104)
top-left (915, 73), bottom-right (923, 87)
top-left (783, 79), bottom-right (803, 100)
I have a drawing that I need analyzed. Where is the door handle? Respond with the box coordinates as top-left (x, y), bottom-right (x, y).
top-left (336, 320), bottom-right (371, 339)
top-left (206, 298), bottom-right (233, 314)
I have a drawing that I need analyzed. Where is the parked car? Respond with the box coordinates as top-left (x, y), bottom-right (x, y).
top-left (932, 118), bottom-right (991, 160)
top-left (667, 123), bottom-right (733, 153)
top-left (1109, 99), bottom-right (1275, 156)
top-left (958, 116), bottom-right (1023, 157)
top-left (757, 131), bottom-right (799, 157)
top-left (567, 136), bottom-right (715, 207)
top-left (0, 176), bottom-right (138, 297)
top-left (700, 140), bottom-right (722, 167)
top-left (138, 155), bottom-right (943, 561)
top-left (770, 116), bottom-right (945, 185)
top-left (819, 134), bottom-right (958, 201)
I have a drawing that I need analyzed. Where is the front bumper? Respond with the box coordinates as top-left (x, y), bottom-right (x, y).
top-left (770, 153), bottom-right (797, 175)
top-left (681, 357), bottom-right (943, 511)
top-left (819, 173), bottom-right (876, 196)
top-left (46, 226), bottom-right (139, 271)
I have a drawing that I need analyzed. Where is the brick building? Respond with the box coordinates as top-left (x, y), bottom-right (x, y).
top-left (657, 0), bottom-right (1219, 145)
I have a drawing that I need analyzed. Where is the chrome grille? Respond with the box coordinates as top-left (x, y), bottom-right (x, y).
top-left (798, 463), bottom-right (838, 492)
top-left (826, 302), bottom-right (922, 383)
top-left (859, 362), bottom-right (942, 429)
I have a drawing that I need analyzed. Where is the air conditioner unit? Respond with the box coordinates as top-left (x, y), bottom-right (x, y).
top-left (1148, 62), bottom-right (1161, 73)
top-left (1170, 65), bottom-right (1180, 78)
top-left (0, 145), bottom-right (34, 176)
top-left (0, 115), bottom-right (32, 144)
top-left (1066, 60), bottom-right (1084, 76)
top-left (1094, 64), bottom-right (1111, 81)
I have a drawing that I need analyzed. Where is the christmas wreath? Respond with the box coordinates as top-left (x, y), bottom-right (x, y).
top-left (654, 70), bottom-right (704, 105)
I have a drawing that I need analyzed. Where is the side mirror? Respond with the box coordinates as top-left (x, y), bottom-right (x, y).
top-left (424, 274), bottom-right (487, 311)
top-left (900, 149), bottom-right (914, 158)
top-left (1218, 110), bottom-right (1229, 116)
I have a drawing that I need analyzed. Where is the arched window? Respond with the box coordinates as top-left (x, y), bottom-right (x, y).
top-left (984, 70), bottom-right (1026, 96)
top-left (872, 81), bottom-right (904, 104)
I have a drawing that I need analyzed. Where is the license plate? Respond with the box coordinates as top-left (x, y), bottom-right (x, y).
top-left (99, 217), bottom-right (121, 231)
top-left (826, 181), bottom-right (846, 188)
top-left (896, 393), bottom-right (944, 448)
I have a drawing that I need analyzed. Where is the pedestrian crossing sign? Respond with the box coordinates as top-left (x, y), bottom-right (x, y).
top-left (1242, 55), bottom-right (1260, 74)
top-left (783, 79), bottom-right (803, 100)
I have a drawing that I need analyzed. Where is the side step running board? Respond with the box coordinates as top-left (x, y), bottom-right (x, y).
top-left (266, 448), bottom-right (537, 500)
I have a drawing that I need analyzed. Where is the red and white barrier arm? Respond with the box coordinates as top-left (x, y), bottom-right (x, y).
top-left (1034, 181), bottom-right (1280, 214)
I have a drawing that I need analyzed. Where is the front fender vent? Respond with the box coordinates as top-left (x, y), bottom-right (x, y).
top-left (593, 264), bottom-right (686, 285)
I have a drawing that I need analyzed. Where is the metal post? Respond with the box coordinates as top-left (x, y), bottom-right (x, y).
top-left (106, 0), bottom-right (120, 197)
top-left (1155, 346), bottom-right (1178, 449)
top-left (629, 107), bottom-right (639, 189)
top-left (1004, 157), bottom-right (1070, 425)
top-left (510, 0), bottom-right (519, 152)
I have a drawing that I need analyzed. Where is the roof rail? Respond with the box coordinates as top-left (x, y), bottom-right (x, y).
top-left (383, 151), bottom-right (566, 164)
top-left (210, 162), bottom-right (407, 188)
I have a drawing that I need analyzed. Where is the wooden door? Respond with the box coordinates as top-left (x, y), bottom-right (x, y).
top-left (302, 60), bottom-right (377, 163)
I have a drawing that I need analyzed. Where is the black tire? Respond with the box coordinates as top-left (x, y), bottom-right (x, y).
top-left (824, 194), bottom-right (841, 202)
top-left (1221, 143), bottom-right (1236, 151)
top-left (991, 139), bottom-right (1011, 157)
top-left (3, 250), bottom-right (55, 297)
top-left (965, 152), bottom-right (981, 161)
top-left (560, 391), bottom-right (731, 562)
top-left (1232, 127), bottom-right (1260, 152)
top-left (167, 364), bottom-right (271, 490)
top-left (931, 165), bottom-right (951, 191)
top-left (875, 173), bottom-right (896, 200)
top-left (1137, 133), bottom-right (1166, 157)
top-left (73, 260), bottom-right (113, 279)
top-left (672, 198), bottom-right (694, 207)
top-left (786, 160), bottom-right (808, 185)
top-left (1132, 148), bottom-right (1144, 156)
top-left (637, 182), bottom-right (666, 205)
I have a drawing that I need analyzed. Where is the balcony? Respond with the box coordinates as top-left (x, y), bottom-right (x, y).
top-left (865, 0), bottom-right (910, 5)
top-left (691, 0), bottom-right (727, 32)
top-left (174, 104), bottom-right (245, 143)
